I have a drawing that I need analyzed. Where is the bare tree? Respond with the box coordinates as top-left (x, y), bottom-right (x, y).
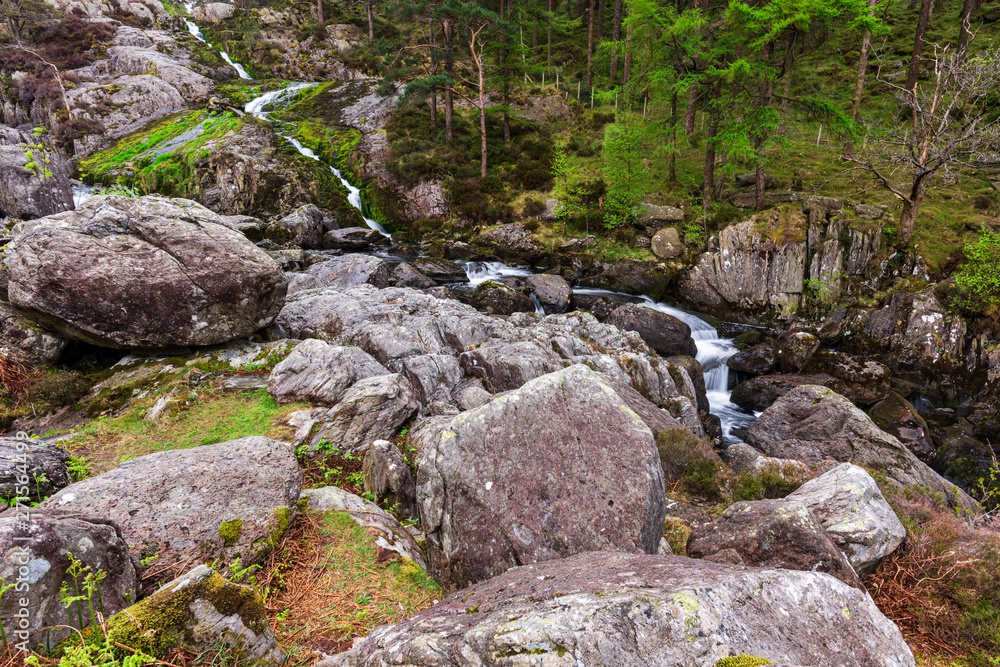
top-left (845, 47), bottom-right (1000, 246)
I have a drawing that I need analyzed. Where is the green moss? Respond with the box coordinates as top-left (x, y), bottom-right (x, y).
top-left (219, 519), bottom-right (244, 546)
top-left (716, 656), bottom-right (774, 667)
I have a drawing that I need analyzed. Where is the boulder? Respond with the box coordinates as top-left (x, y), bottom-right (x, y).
top-left (288, 254), bottom-right (390, 294)
top-left (412, 257), bottom-right (467, 281)
top-left (7, 196), bottom-right (287, 349)
top-left (476, 223), bottom-right (545, 263)
top-left (803, 196), bottom-right (843, 214)
top-left (745, 385), bottom-right (979, 513)
top-left (651, 226), bottom-right (684, 259)
top-left (735, 172), bottom-right (775, 188)
top-left (394, 353), bottom-right (463, 405)
top-left (195, 2), bottom-right (236, 19)
top-left (326, 552), bottom-right (915, 667)
top-left (526, 273), bottom-right (572, 313)
top-left (636, 202), bottom-right (684, 228)
top-left (107, 47), bottom-right (213, 102)
top-left (804, 350), bottom-right (891, 405)
top-left (268, 205), bottom-right (328, 248)
top-left (323, 226), bottom-right (382, 250)
top-left (0, 126), bottom-right (74, 220)
top-left (302, 486), bottom-right (426, 568)
top-left (787, 463), bottom-right (905, 575)
top-left (416, 365), bottom-right (666, 589)
top-left (469, 282), bottom-right (535, 315)
top-left (539, 198), bottom-right (562, 220)
top-left (456, 384), bottom-right (492, 410)
top-left (0, 509), bottom-right (139, 650)
top-left (390, 262), bottom-right (436, 289)
top-left (869, 392), bottom-right (934, 459)
top-left (363, 440), bottom-right (418, 522)
top-left (932, 419), bottom-right (996, 495)
top-left (605, 304), bottom-right (697, 358)
top-left (104, 564), bottom-right (282, 664)
top-left (0, 439), bottom-right (71, 503)
top-left (267, 338), bottom-right (388, 405)
top-left (0, 302), bottom-right (67, 365)
top-left (577, 259), bottom-right (672, 300)
top-left (727, 342), bottom-right (777, 375)
top-left (309, 374), bottom-right (420, 455)
top-left (687, 499), bottom-right (863, 589)
top-left (777, 331), bottom-right (820, 373)
top-left (730, 373), bottom-right (843, 412)
top-left (42, 437), bottom-right (303, 581)
top-left (854, 204), bottom-right (884, 220)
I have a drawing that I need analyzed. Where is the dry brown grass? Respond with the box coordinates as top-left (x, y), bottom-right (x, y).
top-left (0, 355), bottom-right (42, 398)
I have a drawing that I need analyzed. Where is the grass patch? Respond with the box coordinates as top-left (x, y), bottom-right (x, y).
top-left (61, 388), bottom-right (307, 476)
top-left (258, 510), bottom-right (440, 660)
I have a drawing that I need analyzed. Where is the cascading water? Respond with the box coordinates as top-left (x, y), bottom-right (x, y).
top-left (183, 2), bottom-right (252, 80)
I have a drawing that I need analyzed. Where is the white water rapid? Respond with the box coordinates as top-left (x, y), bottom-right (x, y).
top-left (183, 3), bottom-right (252, 80)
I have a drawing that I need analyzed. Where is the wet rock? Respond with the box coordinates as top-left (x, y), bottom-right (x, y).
top-left (8, 196), bottom-right (287, 349)
top-left (0, 126), bottom-right (74, 220)
top-left (605, 304), bottom-right (697, 358)
top-left (727, 342), bottom-right (777, 375)
top-left (0, 509), bottom-right (140, 651)
top-left (777, 331), bottom-right (820, 373)
top-left (104, 564), bottom-right (282, 664)
top-left (745, 385), bottom-right (979, 513)
top-left (577, 259), bottom-right (672, 300)
top-left (323, 227), bottom-right (382, 250)
top-left (787, 463), bottom-right (905, 576)
top-left (570, 294), bottom-right (618, 320)
top-left (416, 365), bottom-right (666, 589)
top-left (268, 338), bottom-right (388, 405)
top-left (0, 439), bottom-right (71, 502)
top-left (412, 257), bottom-right (467, 281)
top-left (42, 437), bottom-right (303, 581)
top-left (870, 393), bottom-right (935, 456)
top-left (687, 499), bottom-right (863, 589)
top-left (469, 282), bottom-right (535, 315)
top-left (363, 440), bottom-right (418, 522)
top-left (287, 253), bottom-right (389, 294)
top-left (326, 552), bottom-right (914, 667)
top-left (733, 330), bottom-right (763, 350)
top-left (526, 273), bottom-right (572, 313)
top-left (667, 354), bottom-right (710, 415)
top-left (0, 302), bottom-right (67, 365)
top-left (805, 350), bottom-right (890, 405)
top-left (391, 262), bottom-right (436, 288)
top-left (730, 373), bottom-right (843, 412)
top-left (302, 486), bottom-right (426, 568)
top-left (476, 223), bottom-right (545, 263)
top-left (651, 226), bottom-right (684, 259)
top-left (309, 374), bottom-right (420, 455)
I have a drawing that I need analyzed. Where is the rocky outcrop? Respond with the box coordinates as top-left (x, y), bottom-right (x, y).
top-left (42, 437), bottom-right (303, 581)
top-left (687, 499), bottom-right (863, 589)
top-left (605, 304), bottom-right (698, 358)
top-left (869, 392), bottom-right (935, 459)
top-left (777, 331), bottom-right (820, 373)
top-left (469, 282), bottom-right (535, 315)
top-left (286, 254), bottom-right (390, 294)
top-left (267, 338), bottom-right (388, 405)
top-left (651, 226), bottom-right (685, 259)
top-left (476, 223), bottom-right (546, 263)
top-left (727, 341), bottom-right (777, 375)
top-left (416, 365), bottom-right (667, 589)
top-left (0, 509), bottom-right (139, 650)
top-left (363, 440), bottom-right (418, 522)
top-left (326, 552), bottom-right (914, 667)
top-left (307, 374), bottom-right (420, 454)
top-left (746, 385), bottom-right (979, 513)
top-left (390, 262), bottom-right (436, 288)
top-left (0, 439), bottom-right (71, 502)
top-left (787, 463), bottom-right (905, 575)
top-left (268, 204), bottom-right (331, 248)
top-left (526, 273), bottom-right (572, 313)
top-left (8, 196), bottom-right (287, 349)
top-left (730, 373), bottom-right (844, 412)
top-left (104, 564), bottom-right (282, 664)
top-left (0, 302), bottom-right (67, 365)
top-left (0, 126), bottom-right (74, 220)
top-left (324, 227), bottom-right (382, 250)
top-left (302, 485), bottom-right (426, 568)
top-left (804, 350), bottom-right (891, 405)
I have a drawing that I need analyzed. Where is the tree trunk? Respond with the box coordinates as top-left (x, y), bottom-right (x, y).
top-left (905, 0), bottom-right (933, 92)
top-left (430, 96), bottom-right (437, 128)
top-left (623, 21), bottom-right (632, 84)
top-left (755, 41), bottom-right (774, 212)
top-left (669, 90), bottom-right (678, 182)
top-left (532, 21), bottom-right (538, 59)
top-left (844, 0), bottom-right (876, 156)
top-left (444, 19), bottom-right (454, 142)
top-left (899, 175), bottom-right (929, 245)
top-left (366, 0), bottom-right (374, 40)
top-left (470, 25), bottom-right (489, 179)
top-left (316, 0), bottom-right (323, 24)
top-left (702, 80), bottom-right (720, 207)
top-left (779, 31), bottom-right (796, 135)
top-left (609, 0), bottom-right (622, 83)
top-left (547, 0), bottom-right (553, 66)
top-left (597, 0), bottom-right (603, 41)
top-left (586, 0), bottom-right (594, 85)
top-left (957, 0), bottom-right (976, 61)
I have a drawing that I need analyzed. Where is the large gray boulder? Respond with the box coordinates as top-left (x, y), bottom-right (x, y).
top-left (0, 126), bottom-right (74, 220)
top-left (746, 385), bottom-right (979, 513)
top-left (309, 374), bottom-right (420, 454)
top-left (0, 302), bottom-right (68, 365)
top-left (104, 564), bottom-right (282, 665)
top-left (731, 373), bottom-right (844, 412)
top-left (0, 509), bottom-right (140, 650)
top-left (804, 350), bottom-right (891, 405)
top-left (301, 486), bottom-right (426, 569)
top-left (0, 438), bottom-right (71, 503)
top-left (7, 196), bottom-right (287, 349)
top-left (286, 254), bottom-right (389, 295)
top-left (416, 365), bottom-right (667, 590)
top-left (787, 463), bottom-right (905, 575)
top-left (605, 304), bottom-right (698, 357)
top-left (687, 499), bottom-right (863, 590)
top-left (42, 437), bottom-right (302, 581)
top-left (267, 338), bottom-right (388, 405)
top-left (526, 273), bottom-right (572, 313)
top-left (363, 440), bottom-right (418, 521)
top-left (324, 552), bottom-right (915, 667)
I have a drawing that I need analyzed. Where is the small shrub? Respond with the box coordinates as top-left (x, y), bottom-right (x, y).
top-left (972, 194), bottom-right (994, 211)
top-left (657, 427), bottom-right (729, 502)
top-left (731, 462), bottom-right (808, 502)
top-left (522, 197), bottom-right (546, 218)
top-left (955, 231), bottom-right (1000, 317)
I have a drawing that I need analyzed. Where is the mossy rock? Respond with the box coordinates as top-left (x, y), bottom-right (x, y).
top-left (105, 564), bottom-right (283, 665)
top-left (716, 656), bottom-right (774, 667)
